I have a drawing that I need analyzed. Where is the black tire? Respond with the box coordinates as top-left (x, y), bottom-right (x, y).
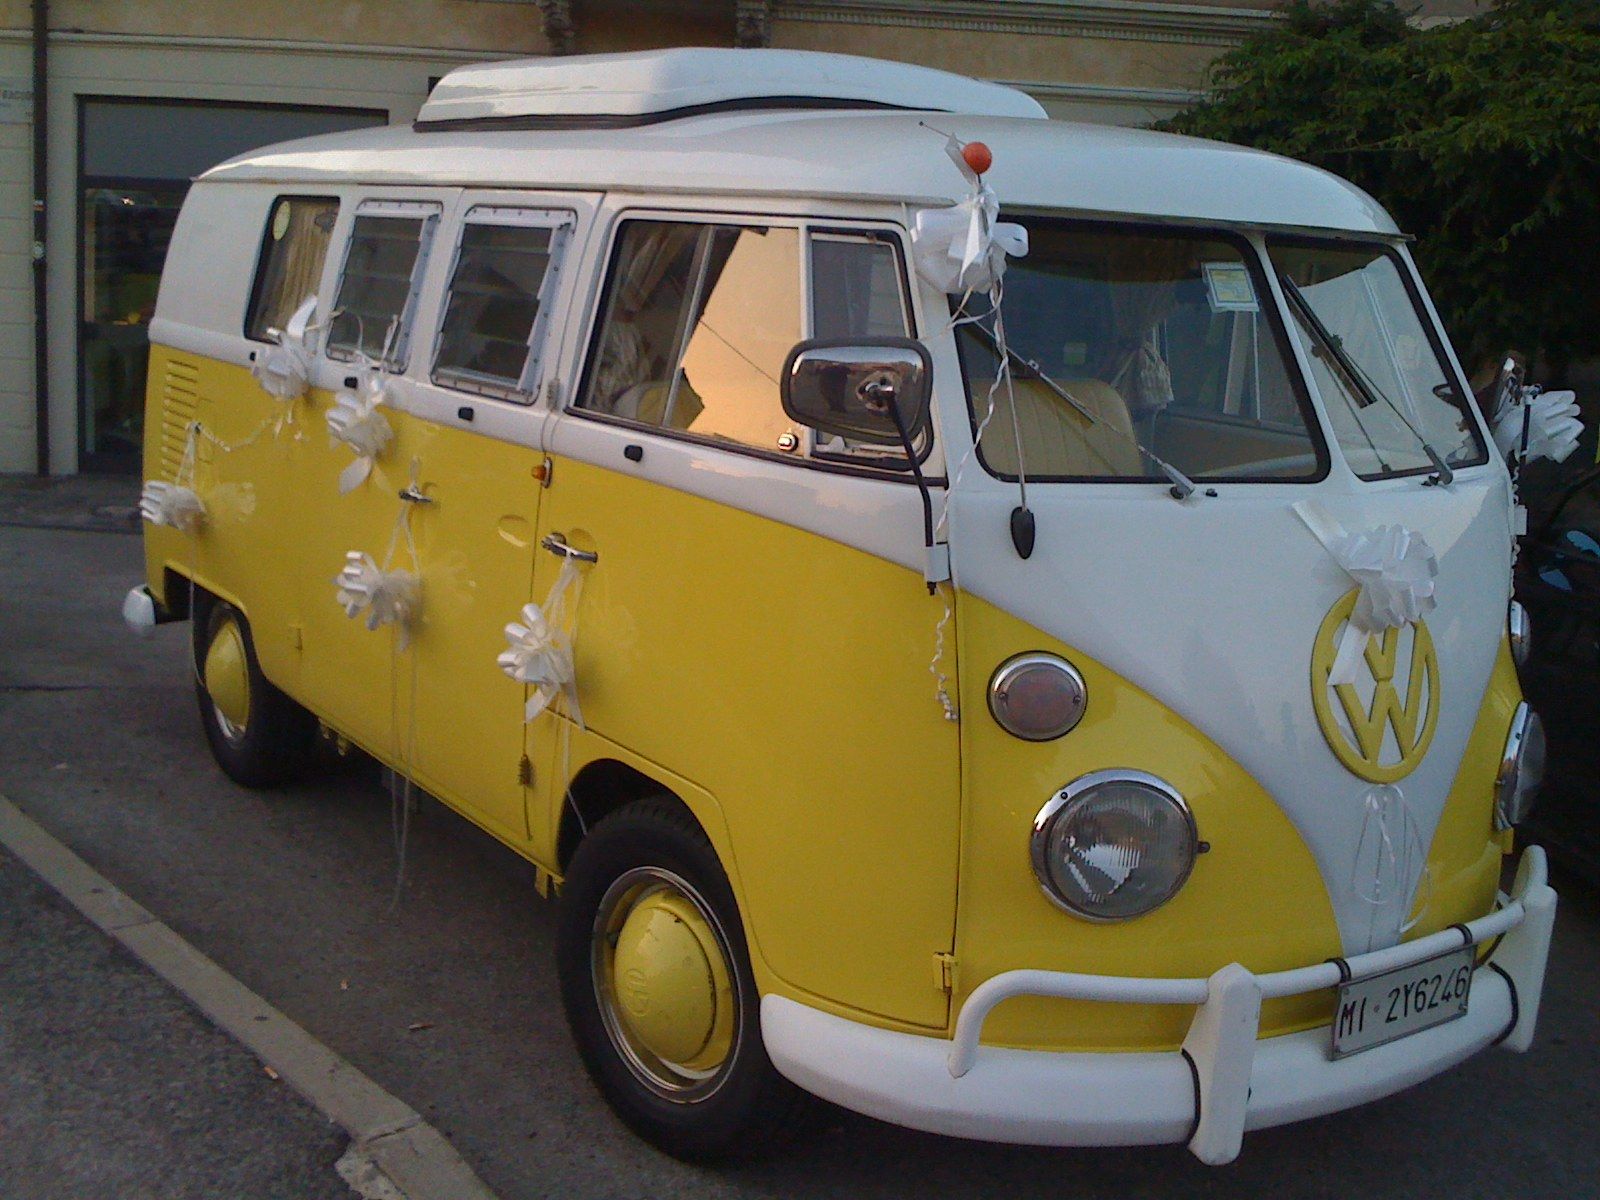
top-left (192, 596), bottom-right (315, 788)
top-left (557, 797), bottom-right (810, 1162)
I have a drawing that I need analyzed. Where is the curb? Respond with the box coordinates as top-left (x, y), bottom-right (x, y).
top-left (0, 793), bottom-right (500, 1200)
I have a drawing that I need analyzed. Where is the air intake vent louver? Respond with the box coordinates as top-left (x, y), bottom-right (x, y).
top-left (159, 357), bottom-right (200, 480)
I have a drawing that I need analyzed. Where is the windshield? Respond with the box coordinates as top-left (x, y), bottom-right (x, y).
top-left (955, 220), bottom-right (1327, 483)
top-left (1268, 240), bottom-right (1486, 479)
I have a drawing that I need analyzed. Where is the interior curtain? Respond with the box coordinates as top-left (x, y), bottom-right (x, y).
top-left (261, 201), bottom-right (335, 334)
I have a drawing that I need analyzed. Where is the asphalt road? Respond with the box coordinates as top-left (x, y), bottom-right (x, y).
top-left (2, 522), bottom-right (1597, 1200)
top-left (0, 844), bottom-right (356, 1200)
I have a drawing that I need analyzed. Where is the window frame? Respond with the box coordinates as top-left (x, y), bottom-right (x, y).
top-left (1265, 233), bottom-right (1489, 481)
top-left (428, 205), bottom-right (575, 404)
top-left (242, 193), bottom-right (339, 343)
top-left (568, 211), bottom-right (934, 480)
top-left (804, 227), bottom-right (928, 471)
top-left (325, 198), bottom-right (442, 371)
top-left (954, 215), bottom-right (1331, 486)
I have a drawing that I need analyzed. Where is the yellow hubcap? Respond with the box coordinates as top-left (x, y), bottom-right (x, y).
top-left (204, 617), bottom-right (252, 736)
top-left (594, 869), bottom-right (737, 1100)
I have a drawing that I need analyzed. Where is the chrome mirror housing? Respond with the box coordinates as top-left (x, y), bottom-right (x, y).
top-left (780, 337), bottom-right (931, 446)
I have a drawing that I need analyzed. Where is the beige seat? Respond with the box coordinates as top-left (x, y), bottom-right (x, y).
top-left (972, 376), bottom-right (1142, 477)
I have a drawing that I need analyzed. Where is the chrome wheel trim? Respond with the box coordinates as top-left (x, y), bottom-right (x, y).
top-left (590, 865), bottom-right (742, 1104)
top-left (212, 702), bottom-right (247, 744)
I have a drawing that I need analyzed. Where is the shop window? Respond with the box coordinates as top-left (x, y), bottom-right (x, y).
top-left (245, 196), bottom-right (339, 341)
top-left (433, 211), bottom-right (571, 400)
top-left (327, 204), bottom-right (439, 368)
top-left (76, 98), bottom-right (385, 472)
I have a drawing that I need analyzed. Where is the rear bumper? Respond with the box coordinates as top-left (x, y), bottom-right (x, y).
top-left (762, 846), bottom-right (1557, 1164)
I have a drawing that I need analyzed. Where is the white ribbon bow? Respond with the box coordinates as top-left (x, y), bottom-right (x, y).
top-left (327, 376), bottom-right (395, 493)
top-left (333, 551), bottom-right (420, 650)
top-left (911, 137), bottom-right (1028, 295)
top-left (251, 296), bottom-right (317, 402)
top-left (138, 480), bottom-right (206, 535)
top-left (1492, 385), bottom-right (1582, 465)
top-left (1351, 783), bottom-right (1431, 939)
top-left (1296, 501), bottom-right (1439, 685)
top-left (498, 557), bottom-right (584, 725)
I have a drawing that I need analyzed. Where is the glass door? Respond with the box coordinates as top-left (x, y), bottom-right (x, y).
top-left (76, 98), bottom-right (389, 472)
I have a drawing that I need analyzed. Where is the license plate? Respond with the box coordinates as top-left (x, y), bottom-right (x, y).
top-left (1330, 946), bottom-right (1474, 1059)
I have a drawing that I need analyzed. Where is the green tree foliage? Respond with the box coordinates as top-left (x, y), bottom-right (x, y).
top-left (1164, 0), bottom-right (1600, 381)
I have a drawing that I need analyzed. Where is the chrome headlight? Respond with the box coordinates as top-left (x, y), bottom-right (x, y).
top-left (989, 653), bottom-right (1087, 741)
top-left (1495, 702), bottom-right (1545, 829)
top-left (1508, 600), bottom-right (1531, 668)
top-left (1030, 771), bottom-right (1198, 921)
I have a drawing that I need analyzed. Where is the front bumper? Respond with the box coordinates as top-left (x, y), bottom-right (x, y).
top-left (762, 846), bottom-right (1557, 1164)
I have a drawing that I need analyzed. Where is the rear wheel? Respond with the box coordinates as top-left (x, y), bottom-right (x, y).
top-left (192, 597), bottom-right (314, 787)
top-left (557, 797), bottom-right (808, 1161)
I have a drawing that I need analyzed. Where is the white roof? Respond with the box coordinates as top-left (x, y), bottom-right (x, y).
top-left (201, 52), bottom-right (1399, 238)
top-left (416, 48), bottom-right (1048, 126)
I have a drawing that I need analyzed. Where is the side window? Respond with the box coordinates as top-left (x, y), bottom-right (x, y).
top-left (245, 196), bottom-right (338, 341)
top-left (578, 219), bottom-right (803, 454)
top-left (327, 203), bottom-right (440, 367)
top-left (810, 232), bottom-right (911, 341)
top-left (432, 209), bottom-right (571, 401)
top-left (808, 231), bottom-right (920, 463)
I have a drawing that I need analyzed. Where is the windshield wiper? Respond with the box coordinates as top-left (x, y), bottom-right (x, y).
top-left (965, 320), bottom-right (1202, 501)
top-left (1278, 271), bottom-right (1453, 487)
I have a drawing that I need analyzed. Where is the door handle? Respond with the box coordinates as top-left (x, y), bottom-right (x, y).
top-left (541, 533), bottom-right (598, 564)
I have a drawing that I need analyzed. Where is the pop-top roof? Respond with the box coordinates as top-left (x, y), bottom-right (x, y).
top-left (415, 48), bottom-right (1049, 129)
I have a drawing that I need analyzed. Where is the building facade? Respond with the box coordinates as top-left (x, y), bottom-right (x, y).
top-left (0, 0), bottom-right (1478, 475)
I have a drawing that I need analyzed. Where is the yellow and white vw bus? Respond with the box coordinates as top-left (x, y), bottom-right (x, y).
top-left (129, 48), bottom-right (1557, 1165)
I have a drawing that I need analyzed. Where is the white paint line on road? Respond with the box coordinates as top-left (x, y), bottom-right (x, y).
top-left (0, 792), bottom-right (501, 1200)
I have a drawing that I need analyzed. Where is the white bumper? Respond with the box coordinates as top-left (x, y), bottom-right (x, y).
top-left (762, 847), bottom-right (1557, 1165)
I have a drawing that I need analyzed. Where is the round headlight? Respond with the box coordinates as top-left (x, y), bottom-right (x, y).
top-left (1508, 601), bottom-right (1531, 669)
top-left (1030, 771), bottom-right (1198, 921)
top-left (1495, 702), bottom-right (1545, 828)
top-left (989, 653), bottom-right (1087, 741)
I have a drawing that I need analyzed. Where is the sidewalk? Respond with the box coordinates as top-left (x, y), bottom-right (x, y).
top-left (0, 843), bottom-right (358, 1200)
top-left (0, 473), bottom-right (140, 534)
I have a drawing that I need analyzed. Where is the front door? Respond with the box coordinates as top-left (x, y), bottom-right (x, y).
top-left (529, 212), bottom-right (962, 1028)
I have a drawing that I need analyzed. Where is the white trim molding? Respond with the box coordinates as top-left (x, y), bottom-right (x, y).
top-left (0, 30), bottom-right (522, 66)
top-left (773, 0), bottom-right (1279, 48)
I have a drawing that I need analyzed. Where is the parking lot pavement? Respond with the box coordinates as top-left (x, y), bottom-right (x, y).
top-left (1, 517), bottom-right (1598, 1200)
top-left (0, 843), bottom-right (356, 1200)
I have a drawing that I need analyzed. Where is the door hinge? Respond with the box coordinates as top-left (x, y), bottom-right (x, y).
top-left (517, 753), bottom-right (534, 788)
top-left (934, 951), bottom-right (957, 993)
top-left (534, 456), bottom-right (553, 488)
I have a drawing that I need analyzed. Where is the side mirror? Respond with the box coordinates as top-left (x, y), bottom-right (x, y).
top-left (780, 337), bottom-right (932, 447)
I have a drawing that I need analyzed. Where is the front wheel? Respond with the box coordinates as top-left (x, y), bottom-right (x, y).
top-left (556, 797), bottom-right (808, 1161)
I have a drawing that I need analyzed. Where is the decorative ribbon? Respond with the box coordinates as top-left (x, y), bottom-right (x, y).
top-left (251, 296), bottom-right (317, 403)
top-left (1351, 783), bottom-right (1431, 937)
top-left (327, 375), bottom-right (395, 493)
top-left (138, 480), bottom-right (206, 534)
top-left (1492, 385), bottom-right (1582, 465)
top-left (334, 550), bottom-right (420, 650)
top-left (1295, 501), bottom-right (1439, 686)
top-left (910, 136), bottom-right (1028, 296)
top-left (498, 556), bottom-right (585, 726)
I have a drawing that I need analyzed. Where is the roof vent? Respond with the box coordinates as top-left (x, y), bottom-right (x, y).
top-left (416, 48), bottom-right (1048, 130)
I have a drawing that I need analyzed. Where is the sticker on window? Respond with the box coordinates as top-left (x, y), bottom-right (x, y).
top-left (1202, 261), bottom-right (1258, 312)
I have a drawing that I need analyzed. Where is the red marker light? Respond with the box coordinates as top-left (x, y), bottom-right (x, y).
top-left (962, 141), bottom-right (993, 176)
